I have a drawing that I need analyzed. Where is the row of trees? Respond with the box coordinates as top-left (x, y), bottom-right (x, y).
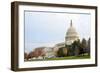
top-left (57, 38), bottom-right (90, 57)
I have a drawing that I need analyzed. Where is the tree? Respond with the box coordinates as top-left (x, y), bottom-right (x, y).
top-left (63, 47), bottom-right (68, 56)
top-left (57, 47), bottom-right (68, 57)
top-left (27, 51), bottom-right (34, 60)
top-left (34, 47), bottom-right (46, 59)
top-left (87, 38), bottom-right (90, 55)
top-left (76, 38), bottom-right (90, 56)
top-left (71, 40), bottom-right (80, 56)
top-left (81, 38), bottom-right (87, 48)
top-left (88, 38), bottom-right (90, 49)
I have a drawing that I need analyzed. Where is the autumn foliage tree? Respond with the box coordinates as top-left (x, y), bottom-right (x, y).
top-left (26, 47), bottom-right (46, 60)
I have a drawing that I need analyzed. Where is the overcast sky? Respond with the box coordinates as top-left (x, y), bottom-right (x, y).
top-left (24, 11), bottom-right (91, 53)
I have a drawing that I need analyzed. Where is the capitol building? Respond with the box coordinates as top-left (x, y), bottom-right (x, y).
top-left (45, 20), bottom-right (80, 58)
top-left (55, 20), bottom-right (79, 48)
top-left (25, 20), bottom-right (80, 60)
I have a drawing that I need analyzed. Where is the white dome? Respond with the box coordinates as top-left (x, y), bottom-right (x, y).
top-left (66, 26), bottom-right (78, 38)
top-left (65, 20), bottom-right (79, 45)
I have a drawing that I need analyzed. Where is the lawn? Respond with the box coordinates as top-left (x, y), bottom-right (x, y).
top-left (46, 55), bottom-right (90, 60)
top-left (26, 55), bottom-right (90, 61)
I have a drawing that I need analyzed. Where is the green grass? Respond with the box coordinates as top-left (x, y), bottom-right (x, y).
top-left (46, 55), bottom-right (90, 60)
top-left (26, 55), bottom-right (90, 61)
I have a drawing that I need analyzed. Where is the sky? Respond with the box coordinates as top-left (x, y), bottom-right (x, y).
top-left (24, 10), bottom-right (91, 53)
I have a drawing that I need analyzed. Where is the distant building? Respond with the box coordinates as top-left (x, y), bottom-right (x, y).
top-left (44, 47), bottom-right (55, 58)
top-left (55, 42), bottom-right (65, 48)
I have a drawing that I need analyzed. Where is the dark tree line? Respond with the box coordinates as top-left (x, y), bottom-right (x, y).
top-left (57, 38), bottom-right (90, 57)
